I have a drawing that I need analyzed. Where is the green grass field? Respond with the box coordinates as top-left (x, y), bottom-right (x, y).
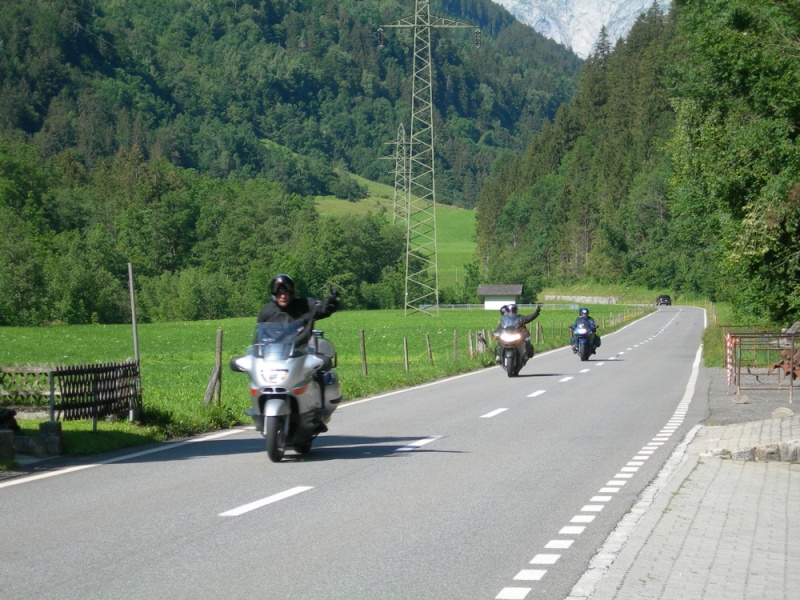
top-left (315, 177), bottom-right (476, 289)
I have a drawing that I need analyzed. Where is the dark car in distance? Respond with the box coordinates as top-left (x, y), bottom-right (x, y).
top-left (656, 295), bottom-right (672, 306)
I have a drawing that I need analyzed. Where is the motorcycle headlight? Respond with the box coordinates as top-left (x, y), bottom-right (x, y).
top-left (259, 368), bottom-right (289, 384)
top-left (499, 332), bottom-right (522, 343)
top-left (575, 327), bottom-right (588, 334)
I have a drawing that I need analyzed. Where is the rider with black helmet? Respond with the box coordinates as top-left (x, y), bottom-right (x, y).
top-left (570, 307), bottom-right (600, 353)
top-left (256, 274), bottom-right (339, 431)
top-left (494, 303), bottom-right (541, 363)
top-left (257, 274), bottom-right (339, 343)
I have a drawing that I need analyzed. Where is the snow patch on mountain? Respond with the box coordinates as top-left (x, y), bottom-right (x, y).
top-left (491, 0), bottom-right (671, 58)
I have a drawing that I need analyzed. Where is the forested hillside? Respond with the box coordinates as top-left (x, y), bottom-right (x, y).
top-left (0, 0), bottom-right (579, 205)
top-left (0, 0), bottom-right (581, 326)
top-left (477, 0), bottom-right (800, 322)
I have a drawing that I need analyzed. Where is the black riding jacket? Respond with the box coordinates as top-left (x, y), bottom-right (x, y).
top-left (256, 295), bottom-right (337, 345)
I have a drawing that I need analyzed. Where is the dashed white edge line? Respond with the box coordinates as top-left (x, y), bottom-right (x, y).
top-left (566, 341), bottom-right (704, 599)
top-left (495, 313), bottom-right (703, 599)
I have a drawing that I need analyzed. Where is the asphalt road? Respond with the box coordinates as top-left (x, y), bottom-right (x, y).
top-left (0, 306), bottom-right (708, 600)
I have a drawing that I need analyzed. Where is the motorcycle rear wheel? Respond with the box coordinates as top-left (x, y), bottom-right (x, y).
top-left (266, 416), bottom-right (287, 462)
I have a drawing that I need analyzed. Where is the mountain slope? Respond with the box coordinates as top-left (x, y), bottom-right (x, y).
top-left (491, 0), bottom-right (672, 57)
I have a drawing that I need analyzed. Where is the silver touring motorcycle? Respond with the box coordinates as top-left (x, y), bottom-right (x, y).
top-left (230, 322), bottom-right (341, 462)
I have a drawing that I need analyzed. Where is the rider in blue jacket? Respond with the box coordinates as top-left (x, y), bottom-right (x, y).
top-left (570, 307), bottom-right (600, 353)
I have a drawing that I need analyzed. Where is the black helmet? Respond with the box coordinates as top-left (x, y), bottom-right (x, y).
top-left (500, 305), bottom-right (510, 315)
top-left (270, 274), bottom-right (295, 297)
top-left (579, 307), bottom-right (589, 317)
top-left (509, 304), bottom-right (518, 314)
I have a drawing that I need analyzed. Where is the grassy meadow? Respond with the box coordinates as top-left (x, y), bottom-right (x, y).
top-left (315, 177), bottom-right (476, 289)
top-left (1, 305), bottom-right (650, 460)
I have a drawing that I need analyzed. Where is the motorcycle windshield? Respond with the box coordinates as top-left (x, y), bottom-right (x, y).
top-left (499, 314), bottom-right (523, 330)
top-left (573, 317), bottom-right (592, 334)
top-left (252, 322), bottom-right (307, 359)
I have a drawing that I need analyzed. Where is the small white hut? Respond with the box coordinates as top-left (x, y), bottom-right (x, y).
top-left (477, 284), bottom-right (523, 311)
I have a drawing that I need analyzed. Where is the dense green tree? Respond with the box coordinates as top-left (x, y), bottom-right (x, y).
top-left (668, 0), bottom-right (800, 320)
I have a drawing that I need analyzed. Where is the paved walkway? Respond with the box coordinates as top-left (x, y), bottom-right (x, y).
top-left (568, 370), bottom-right (800, 600)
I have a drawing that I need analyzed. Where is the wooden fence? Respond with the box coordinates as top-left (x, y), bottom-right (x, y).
top-left (0, 360), bottom-right (142, 423)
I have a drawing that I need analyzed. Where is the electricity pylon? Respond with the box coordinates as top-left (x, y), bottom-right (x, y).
top-left (392, 123), bottom-right (409, 225)
top-left (380, 1), bottom-right (478, 316)
top-left (381, 123), bottom-right (409, 225)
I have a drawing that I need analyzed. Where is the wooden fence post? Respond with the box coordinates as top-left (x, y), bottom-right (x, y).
top-left (204, 328), bottom-right (223, 406)
top-left (215, 328), bottom-right (222, 404)
top-left (404, 338), bottom-right (409, 372)
top-left (453, 330), bottom-right (458, 361)
top-left (360, 329), bottom-right (368, 377)
top-left (426, 333), bottom-right (434, 365)
top-left (48, 371), bottom-right (55, 422)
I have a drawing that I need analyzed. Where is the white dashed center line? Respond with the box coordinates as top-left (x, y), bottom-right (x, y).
top-left (481, 408), bottom-right (509, 419)
top-left (219, 486), bottom-right (313, 517)
top-left (395, 436), bottom-right (442, 452)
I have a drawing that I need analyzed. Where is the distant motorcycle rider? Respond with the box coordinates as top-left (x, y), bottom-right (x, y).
top-left (570, 307), bottom-right (600, 353)
top-left (494, 303), bottom-right (541, 363)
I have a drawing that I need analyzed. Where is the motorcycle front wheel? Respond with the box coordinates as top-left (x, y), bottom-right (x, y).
top-left (266, 416), bottom-right (287, 462)
top-left (504, 353), bottom-right (516, 378)
top-left (579, 342), bottom-right (590, 362)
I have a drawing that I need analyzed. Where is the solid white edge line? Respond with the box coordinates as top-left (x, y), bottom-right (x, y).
top-left (0, 428), bottom-right (245, 490)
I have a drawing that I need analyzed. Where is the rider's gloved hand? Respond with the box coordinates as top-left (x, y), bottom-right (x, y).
top-left (533, 304), bottom-right (541, 317)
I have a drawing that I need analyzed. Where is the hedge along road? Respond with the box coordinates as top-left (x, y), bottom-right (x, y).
top-left (0, 307), bottom-right (708, 600)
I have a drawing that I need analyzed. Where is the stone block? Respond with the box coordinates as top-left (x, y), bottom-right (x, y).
top-left (779, 440), bottom-right (800, 461)
top-left (0, 429), bottom-right (15, 459)
top-left (731, 447), bottom-right (756, 461)
top-left (12, 421), bottom-right (63, 458)
top-left (755, 443), bottom-right (781, 461)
